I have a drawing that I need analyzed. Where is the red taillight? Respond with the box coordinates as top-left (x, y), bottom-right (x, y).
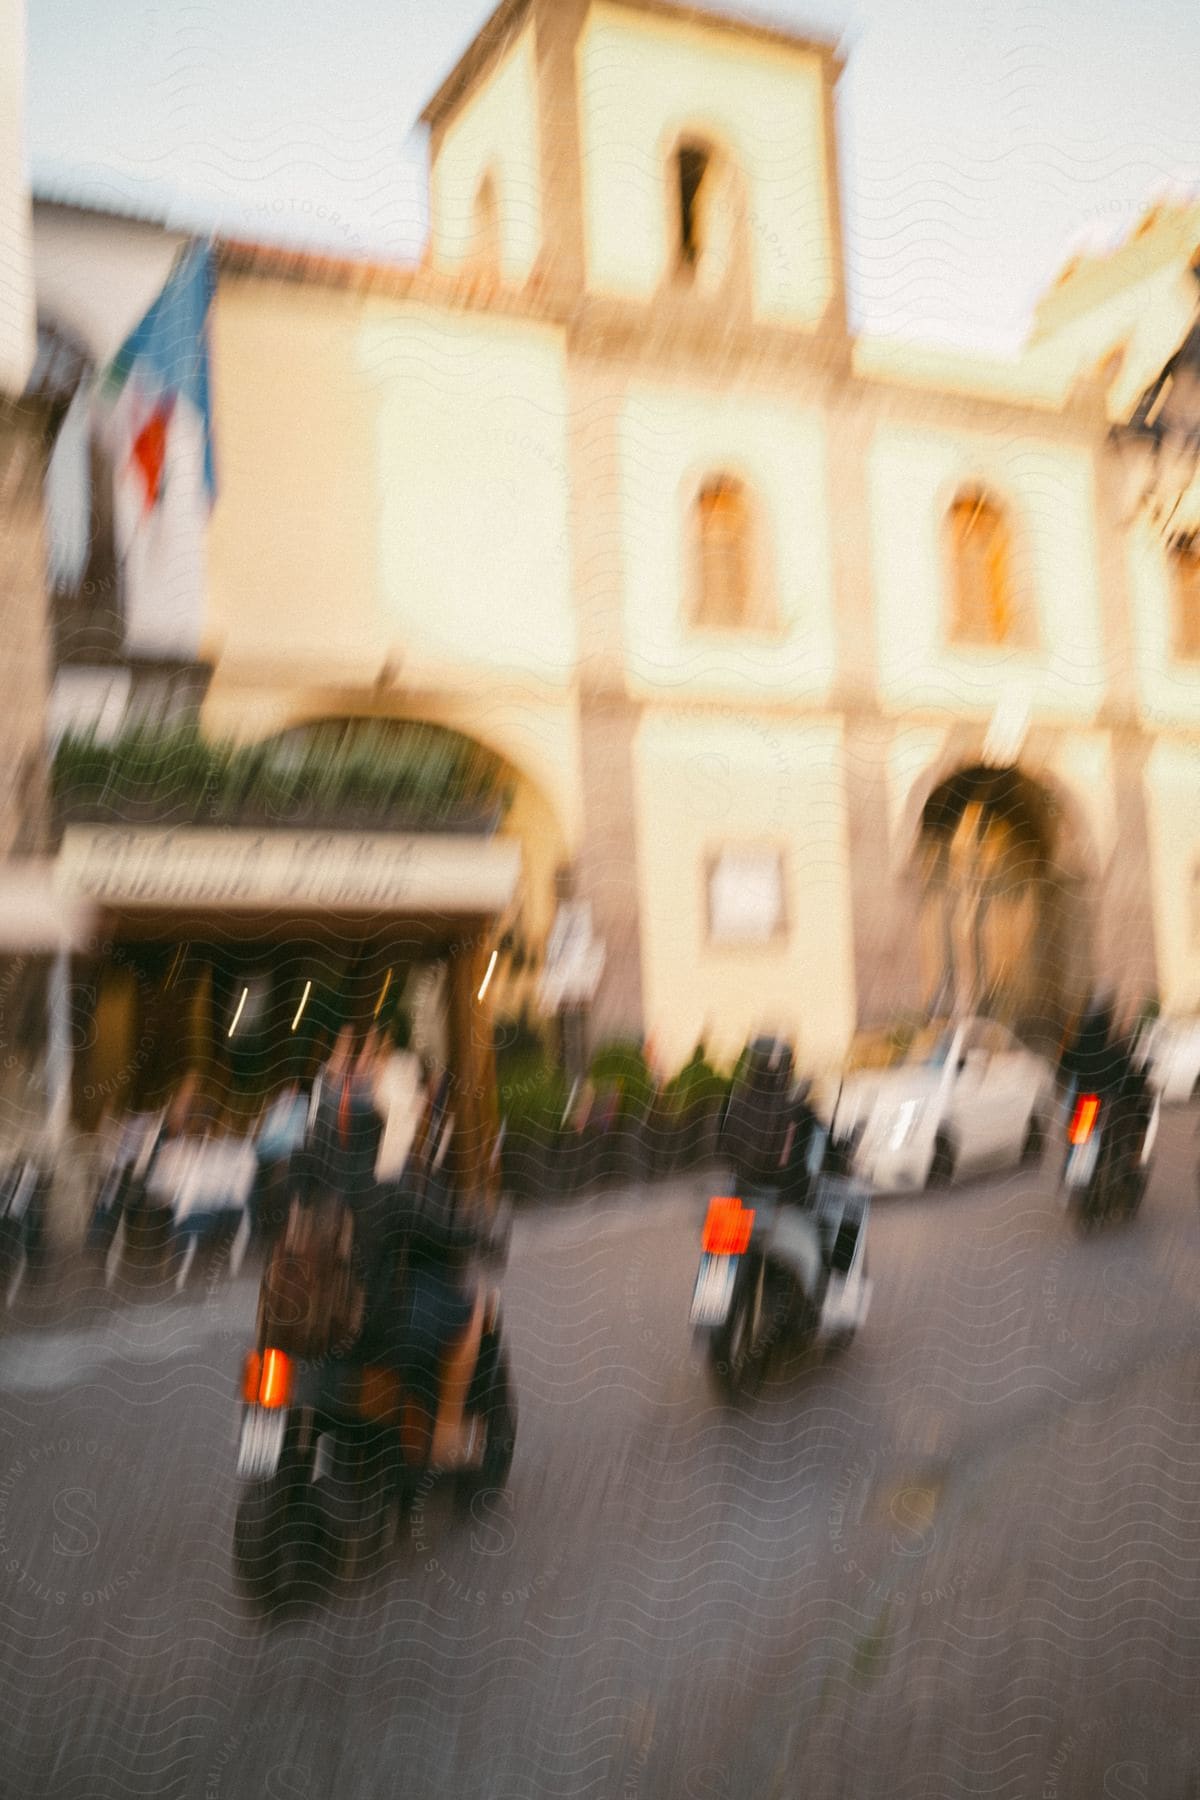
top-left (702, 1196), bottom-right (754, 1256)
top-left (241, 1351), bottom-right (261, 1403)
top-left (242, 1347), bottom-right (293, 1409)
top-left (1068, 1095), bottom-right (1100, 1146)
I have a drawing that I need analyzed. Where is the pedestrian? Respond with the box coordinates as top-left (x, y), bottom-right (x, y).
top-left (369, 1011), bottom-right (427, 1187)
top-left (250, 1079), bottom-right (310, 1244)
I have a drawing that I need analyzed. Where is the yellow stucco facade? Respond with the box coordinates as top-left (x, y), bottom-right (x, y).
top-left (135, 0), bottom-right (1200, 1071)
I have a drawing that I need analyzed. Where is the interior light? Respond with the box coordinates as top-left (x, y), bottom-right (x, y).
top-left (372, 969), bottom-right (393, 1020)
top-left (291, 980), bottom-right (312, 1032)
top-left (228, 987), bottom-right (249, 1038)
top-left (477, 950), bottom-right (498, 1002)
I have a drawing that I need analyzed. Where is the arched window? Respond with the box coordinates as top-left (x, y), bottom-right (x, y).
top-left (1170, 533), bottom-right (1200, 660)
top-left (470, 169), bottom-right (501, 276)
top-left (675, 140), bottom-right (713, 274)
top-left (946, 489), bottom-right (1014, 646)
top-left (693, 476), bottom-right (753, 629)
top-left (670, 136), bottom-right (742, 294)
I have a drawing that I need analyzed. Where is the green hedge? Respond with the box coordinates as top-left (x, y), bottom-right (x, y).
top-left (497, 1050), bottom-right (571, 1142)
top-left (588, 1041), bottom-right (655, 1119)
top-left (496, 1038), bottom-right (730, 1137)
top-left (52, 718), bottom-right (514, 831)
top-left (659, 1048), bottom-right (731, 1118)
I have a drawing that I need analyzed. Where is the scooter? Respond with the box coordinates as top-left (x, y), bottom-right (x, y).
top-left (1062, 1087), bottom-right (1158, 1231)
top-left (231, 1202), bottom-right (517, 1605)
top-left (690, 1130), bottom-right (872, 1399)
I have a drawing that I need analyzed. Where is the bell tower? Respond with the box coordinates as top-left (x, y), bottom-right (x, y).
top-left (421, 0), bottom-right (847, 335)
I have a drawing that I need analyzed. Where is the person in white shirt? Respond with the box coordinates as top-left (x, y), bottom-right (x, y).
top-left (367, 1012), bottom-right (428, 1186)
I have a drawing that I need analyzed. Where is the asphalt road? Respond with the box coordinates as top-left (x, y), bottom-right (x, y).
top-left (2, 1110), bottom-right (1200, 1800)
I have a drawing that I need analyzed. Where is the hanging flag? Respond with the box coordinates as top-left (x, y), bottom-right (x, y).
top-left (44, 378), bottom-right (94, 591)
top-left (99, 239), bottom-right (217, 509)
top-left (129, 392), bottom-right (176, 515)
top-left (95, 239), bottom-right (217, 657)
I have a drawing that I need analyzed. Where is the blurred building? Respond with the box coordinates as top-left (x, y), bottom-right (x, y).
top-left (0, 0), bottom-right (44, 868)
top-left (28, 0), bottom-right (1200, 1105)
top-left (27, 201), bottom-right (517, 1183)
top-left (0, 0), bottom-right (93, 1179)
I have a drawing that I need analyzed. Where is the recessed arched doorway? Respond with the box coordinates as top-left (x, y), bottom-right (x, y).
top-left (913, 763), bottom-right (1095, 1042)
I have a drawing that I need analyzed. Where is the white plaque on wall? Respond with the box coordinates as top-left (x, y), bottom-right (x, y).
top-left (707, 848), bottom-right (786, 945)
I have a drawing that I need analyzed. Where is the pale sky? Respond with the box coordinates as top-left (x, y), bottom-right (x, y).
top-left (26, 0), bottom-right (1200, 354)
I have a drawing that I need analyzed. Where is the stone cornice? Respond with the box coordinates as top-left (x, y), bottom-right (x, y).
top-left (217, 244), bottom-right (1105, 438)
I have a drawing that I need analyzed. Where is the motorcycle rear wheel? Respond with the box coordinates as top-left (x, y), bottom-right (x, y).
top-left (233, 1459), bottom-right (320, 1608)
top-left (232, 1479), bottom-right (280, 1603)
top-left (708, 1260), bottom-right (778, 1399)
top-left (454, 1343), bottom-right (518, 1510)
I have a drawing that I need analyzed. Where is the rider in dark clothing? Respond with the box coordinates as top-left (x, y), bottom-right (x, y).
top-left (777, 1082), bottom-right (823, 1208)
top-left (721, 1038), bottom-right (796, 1189)
top-left (1059, 995), bottom-right (1123, 1096)
top-left (305, 1033), bottom-right (381, 1200)
top-left (369, 1169), bottom-right (479, 1416)
top-left (299, 1034), bottom-right (481, 1416)
top-left (1058, 995), bottom-right (1153, 1181)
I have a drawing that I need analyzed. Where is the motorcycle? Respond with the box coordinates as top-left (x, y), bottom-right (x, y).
top-left (690, 1134), bottom-right (873, 1399)
top-left (1062, 1086), bottom-right (1158, 1231)
top-left (231, 1200), bottom-right (517, 1605)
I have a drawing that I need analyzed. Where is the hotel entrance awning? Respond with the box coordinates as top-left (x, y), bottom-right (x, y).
top-left (0, 862), bottom-right (96, 952)
top-left (52, 827), bottom-right (522, 916)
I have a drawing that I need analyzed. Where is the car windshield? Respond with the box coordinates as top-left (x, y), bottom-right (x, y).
top-left (903, 1026), bottom-right (955, 1068)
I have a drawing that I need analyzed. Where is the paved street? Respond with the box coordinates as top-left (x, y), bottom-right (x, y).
top-left (2, 1110), bottom-right (1200, 1799)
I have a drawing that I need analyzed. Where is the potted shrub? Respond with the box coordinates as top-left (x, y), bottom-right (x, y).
top-left (51, 731), bottom-right (112, 823)
top-left (660, 1045), bottom-right (729, 1171)
top-left (496, 1049), bottom-right (569, 1202)
top-left (588, 1041), bottom-right (655, 1186)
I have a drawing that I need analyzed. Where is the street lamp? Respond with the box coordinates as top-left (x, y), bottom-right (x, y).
top-left (1109, 256), bottom-right (1200, 534)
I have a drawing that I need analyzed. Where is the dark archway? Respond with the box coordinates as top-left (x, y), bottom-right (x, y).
top-left (916, 763), bottom-right (1093, 1043)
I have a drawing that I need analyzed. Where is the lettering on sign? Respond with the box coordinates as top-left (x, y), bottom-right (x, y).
top-left (55, 829), bottom-right (520, 914)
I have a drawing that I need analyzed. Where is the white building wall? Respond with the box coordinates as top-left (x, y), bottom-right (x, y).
top-left (32, 206), bottom-right (186, 367)
top-left (0, 0), bottom-right (34, 395)
top-left (634, 710), bottom-right (856, 1074)
top-left (427, 27), bottom-right (543, 285)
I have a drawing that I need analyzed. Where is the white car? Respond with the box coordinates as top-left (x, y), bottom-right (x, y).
top-left (827, 1017), bottom-right (1057, 1194)
top-left (1138, 1016), bottom-right (1200, 1105)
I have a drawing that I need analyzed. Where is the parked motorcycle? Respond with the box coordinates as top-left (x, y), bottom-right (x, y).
top-left (1062, 1087), bottom-right (1158, 1231)
top-left (690, 1140), bottom-right (872, 1399)
top-left (231, 1199), bottom-right (517, 1605)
